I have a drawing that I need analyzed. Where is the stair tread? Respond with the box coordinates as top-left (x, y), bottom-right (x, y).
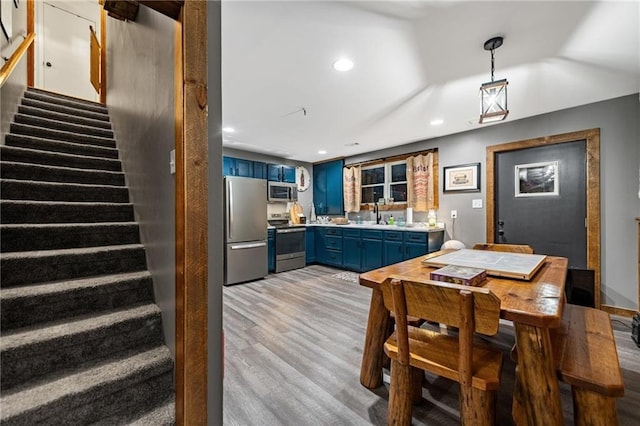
top-left (26, 88), bottom-right (107, 109)
top-left (10, 123), bottom-right (116, 146)
top-left (21, 97), bottom-right (110, 121)
top-left (1, 303), bottom-right (161, 351)
top-left (0, 345), bottom-right (172, 420)
top-left (18, 105), bottom-right (112, 129)
top-left (24, 90), bottom-right (108, 113)
top-left (1, 178), bottom-right (129, 190)
top-left (1, 221), bottom-right (138, 230)
top-left (15, 113), bottom-right (114, 137)
top-left (92, 395), bottom-right (175, 426)
top-left (0, 243), bottom-right (144, 260)
top-left (1, 144), bottom-right (121, 165)
top-left (1, 270), bottom-right (151, 301)
top-left (1, 199), bottom-right (133, 207)
top-left (6, 132), bottom-right (118, 153)
top-left (0, 161), bottom-right (124, 177)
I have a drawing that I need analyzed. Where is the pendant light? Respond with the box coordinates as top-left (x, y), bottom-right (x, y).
top-left (479, 36), bottom-right (509, 124)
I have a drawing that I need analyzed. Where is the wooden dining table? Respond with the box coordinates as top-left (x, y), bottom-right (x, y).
top-left (359, 249), bottom-right (569, 426)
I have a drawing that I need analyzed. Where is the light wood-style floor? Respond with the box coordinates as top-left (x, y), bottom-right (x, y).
top-left (223, 265), bottom-right (640, 425)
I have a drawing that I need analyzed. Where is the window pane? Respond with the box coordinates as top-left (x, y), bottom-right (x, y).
top-left (362, 185), bottom-right (384, 204)
top-left (391, 183), bottom-right (407, 202)
top-left (362, 167), bottom-right (384, 185)
top-left (391, 164), bottom-right (406, 182)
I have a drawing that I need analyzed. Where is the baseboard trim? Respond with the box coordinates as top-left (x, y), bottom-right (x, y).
top-left (601, 304), bottom-right (638, 318)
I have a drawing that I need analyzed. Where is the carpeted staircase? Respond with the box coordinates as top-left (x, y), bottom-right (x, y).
top-left (0, 88), bottom-right (175, 425)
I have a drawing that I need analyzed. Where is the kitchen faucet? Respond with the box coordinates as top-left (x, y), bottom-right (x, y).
top-left (374, 202), bottom-right (381, 224)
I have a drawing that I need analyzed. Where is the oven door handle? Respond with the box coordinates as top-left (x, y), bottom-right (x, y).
top-left (229, 242), bottom-right (267, 250)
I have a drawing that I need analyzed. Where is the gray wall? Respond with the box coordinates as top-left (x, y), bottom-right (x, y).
top-left (208, 2), bottom-right (223, 424)
top-left (346, 95), bottom-right (640, 310)
top-left (1, 0), bottom-right (28, 139)
top-left (106, 8), bottom-right (176, 355)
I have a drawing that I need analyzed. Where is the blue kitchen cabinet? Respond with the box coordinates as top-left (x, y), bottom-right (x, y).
top-left (361, 230), bottom-right (383, 271)
top-left (268, 228), bottom-right (275, 272)
top-left (383, 231), bottom-right (405, 266)
top-left (223, 156), bottom-right (264, 178)
top-left (315, 227), bottom-right (343, 268)
top-left (313, 159), bottom-right (344, 215)
top-left (253, 161), bottom-right (268, 179)
top-left (306, 227), bottom-right (316, 264)
top-left (268, 164), bottom-right (296, 183)
top-left (342, 229), bottom-right (361, 271)
top-left (404, 231), bottom-right (429, 259)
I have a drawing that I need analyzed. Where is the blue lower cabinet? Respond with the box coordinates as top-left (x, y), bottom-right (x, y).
top-left (383, 239), bottom-right (404, 266)
top-left (306, 227), bottom-right (316, 264)
top-left (342, 229), bottom-right (361, 271)
top-left (405, 242), bottom-right (428, 259)
top-left (268, 229), bottom-right (275, 272)
top-left (360, 229), bottom-right (383, 272)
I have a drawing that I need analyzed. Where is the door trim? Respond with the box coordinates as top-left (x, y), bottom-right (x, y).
top-left (486, 128), bottom-right (601, 308)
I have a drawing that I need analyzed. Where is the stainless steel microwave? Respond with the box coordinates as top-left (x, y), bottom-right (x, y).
top-left (268, 181), bottom-right (297, 203)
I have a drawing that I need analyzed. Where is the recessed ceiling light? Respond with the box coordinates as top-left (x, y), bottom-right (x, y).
top-left (332, 58), bottom-right (354, 72)
top-left (318, 150), bottom-right (327, 155)
top-left (430, 119), bottom-right (444, 126)
top-left (222, 127), bottom-right (235, 133)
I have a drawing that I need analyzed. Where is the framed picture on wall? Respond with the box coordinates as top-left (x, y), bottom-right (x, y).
top-left (515, 160), bottom-right (559, 197)
top-left (443, 163), bottom-right (480, 193)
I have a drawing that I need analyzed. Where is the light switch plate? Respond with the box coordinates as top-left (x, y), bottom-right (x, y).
top-left (170, 150), bottom-right (176, 175)
top-left (472, 199), bottom-right (483, 209)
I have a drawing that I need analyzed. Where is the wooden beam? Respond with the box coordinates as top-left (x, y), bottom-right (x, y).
top-left (175, 1), bottom-right (207, 424)
top-left (100, 8), bottom-right (107, 104)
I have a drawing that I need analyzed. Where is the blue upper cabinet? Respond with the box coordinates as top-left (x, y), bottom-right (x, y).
top-left (267, 164), bottom-right (296, 183)
top-left (313, 159), bottom-right (344, 215)
top-left (223, 156), bottom-right (267, 179)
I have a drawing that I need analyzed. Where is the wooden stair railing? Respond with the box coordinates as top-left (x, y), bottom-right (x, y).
top-left (0, 32), bottom-right (35, 88)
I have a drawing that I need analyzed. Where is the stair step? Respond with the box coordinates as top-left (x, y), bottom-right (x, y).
top-left (21, 97), bottom-right (110, 122)
top-left (10, 123), bottom-right (116, 149)
top-left (1, 222), bottom-right (139, 252)
top-left (4, 133), bottom-right (118, 159)
top-left (24, 89), bottom-right (108, 114)
top-left (0, 200), bottom-right (135, 224)
top-left (0, 145), bottom-right (121, 171)
top-left (0, 345), bottom-right (173, 425)
top-left (17, 105), bottom-right (112, 130)
top-left (0, 304), bottom-right (163, 391)
top-left (1, 179), bottom-right (130, 203)
top-left (14, 113), bottom-right (114, 139)
top-left (92, 395), bottom-right (175, 426)
top-left (0, 161), bottom-right (125, 186)
top-left (1, 271), bottom-right (154, 331)
top-left (1, 244), bottom-right (147, 286)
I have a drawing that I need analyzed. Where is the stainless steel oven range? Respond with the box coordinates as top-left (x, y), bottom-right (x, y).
top-left (268, 213), bottom-right (306, 273)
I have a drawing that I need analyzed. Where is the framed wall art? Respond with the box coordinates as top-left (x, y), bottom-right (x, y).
top-left (443, 162), bottom-right (480, 193)
top-left (515, 160), bottom-right (559, 197)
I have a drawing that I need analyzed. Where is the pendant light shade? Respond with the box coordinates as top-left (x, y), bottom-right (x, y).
top-left (479, 37), bottom-right (509, 124)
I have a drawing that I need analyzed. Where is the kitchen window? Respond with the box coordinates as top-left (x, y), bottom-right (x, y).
top-left (361, 161), bottom-right (407, 204)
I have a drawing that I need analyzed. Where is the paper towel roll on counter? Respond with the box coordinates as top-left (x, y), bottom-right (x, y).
top-left (406, 207), bottom-right (413, 224)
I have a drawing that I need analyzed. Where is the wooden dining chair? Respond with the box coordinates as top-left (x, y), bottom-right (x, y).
top-left (472, 243), bottom-right (534, 254)
top-left (381, 277), bottom-right (503, 426)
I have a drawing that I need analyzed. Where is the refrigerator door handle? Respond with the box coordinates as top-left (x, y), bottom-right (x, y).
top-left (230, 242), bottom-right (267, 250)
top-left (227, 180), bottom-right (233, 239)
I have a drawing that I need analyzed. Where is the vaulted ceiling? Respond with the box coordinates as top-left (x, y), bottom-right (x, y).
top-left (221, 1), bottom-right (639, 163)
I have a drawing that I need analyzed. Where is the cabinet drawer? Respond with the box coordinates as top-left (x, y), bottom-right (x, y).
top-left (362, 230), bottom-right (383, 240)
top-left (325, 235), bottom-right (342, 250)
top-left (404, 232), bottom-right (427, 243)
top-left (343, 229), bottom-right (361, 238)
top-left (384, 231), bottom-right (403, 241)
top-left (325, 249), bottom-right (343, 266)
top-left (325, 227), bottom-right (343, 236)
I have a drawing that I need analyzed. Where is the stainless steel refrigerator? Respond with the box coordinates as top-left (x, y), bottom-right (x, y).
top-left (224, 176), bottom-right (268, 285)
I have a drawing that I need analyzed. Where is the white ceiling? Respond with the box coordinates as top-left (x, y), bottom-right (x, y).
top-left (221, 0), bottom-right (639, 163)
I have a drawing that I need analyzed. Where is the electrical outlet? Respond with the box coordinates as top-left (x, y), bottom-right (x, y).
top-left (451, 210), bottom-right (457, 219)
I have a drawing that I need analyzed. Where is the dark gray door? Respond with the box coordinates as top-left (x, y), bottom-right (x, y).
top-left (495, 140), bottom-right (587, 268)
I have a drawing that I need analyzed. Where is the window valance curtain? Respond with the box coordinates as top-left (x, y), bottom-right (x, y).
top-left (406, 153), bottom-right (434, 211)
top-left (343, 165), bottom-right (361, 212)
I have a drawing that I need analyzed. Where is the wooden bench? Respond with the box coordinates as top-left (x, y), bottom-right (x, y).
top-left (550, 304), bottom-right (625, 425)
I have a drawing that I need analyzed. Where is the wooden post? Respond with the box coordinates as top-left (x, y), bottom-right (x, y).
top-left (175, 1), bottom-right (208, 425)
top-left (360, 288), bottom-right (390, 388)
top-left (27, 0), bottom-right (34, 86)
